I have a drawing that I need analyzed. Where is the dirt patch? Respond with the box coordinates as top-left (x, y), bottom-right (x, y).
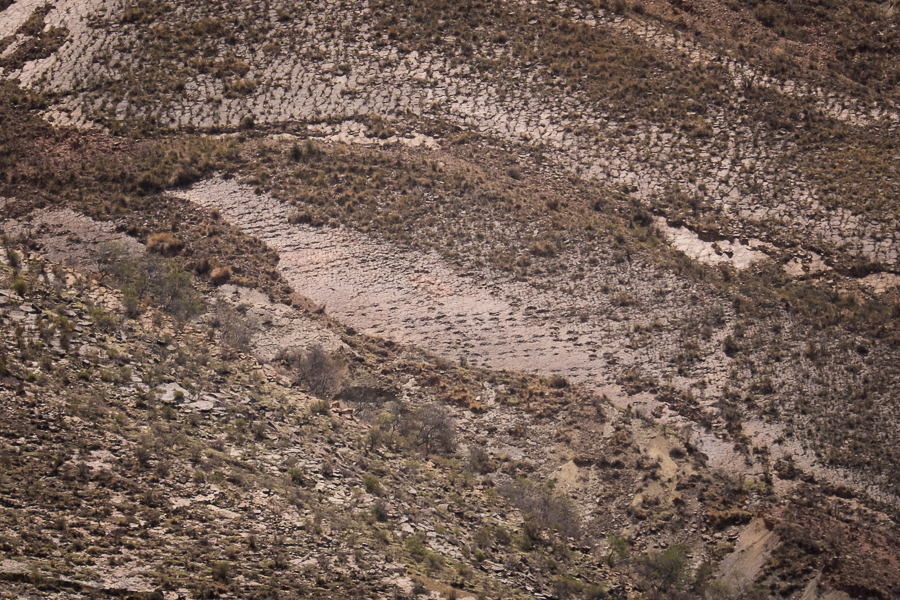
top-left (717, 516), bottom-right (781, 592)
top-left (1, 206), bottom-right (142, 271)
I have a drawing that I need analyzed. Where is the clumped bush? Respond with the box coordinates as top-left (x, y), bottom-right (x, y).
top-left (640, 543), bottom-right (690, 593)
top-left (499, 478), bottom-right (580, 540)
top-left (227, 78), bottom-right (257, 95)
top-left (95, 242), bottom-right (204, 321)
top-left (291, 139), bottom-right (320, 161)
top-left (209, 266), bottom-right (231, 285)
top-left (467, 445), bottom-right (495, 474)
top-left (755, 3), bottom-right (787, 29)
top-left (210, 301), bottom-right (258, 353)
top-left (363, 400), bottom-right (457, 455)
top-left (288, 210), bottom-right (325, 227)
top-left (363, 475), bottom-right (381, 494)
top-left (308, 399), bottom-right (331, 415)
top-left (279, 344), bottom-right (347, 399)
top-left (146, 232), bottom-right (184, 256)
top-left (335, 384), bottom-right (397, 420)
top-left (548, 375), bottom-right (569, 389)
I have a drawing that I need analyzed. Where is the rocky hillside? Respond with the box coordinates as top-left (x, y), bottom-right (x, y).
top-left (2, 215), bottom-right (899, 600)
top-left (1, 0), bottom-right (900, 598)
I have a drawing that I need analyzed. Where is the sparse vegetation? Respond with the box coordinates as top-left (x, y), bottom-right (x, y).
top-left (279, 344), bottom-right (347, 399)
top-left (499, 477), bottom-right (580, 540)
top-left (0, 0), bottom-right (899, 596)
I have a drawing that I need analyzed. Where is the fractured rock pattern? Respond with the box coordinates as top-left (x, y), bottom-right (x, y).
top-left (1, 0), bottom-right (898, 269)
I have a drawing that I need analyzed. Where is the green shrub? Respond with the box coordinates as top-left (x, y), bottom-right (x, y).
top-left (281, 345), bottom-right (347, 399)
top-left (498, 478), bottom-right (580, 539)
top-left (211, 561), bottom-right (231, 582)
top-left (584, 584), bottom-right (609, 599)
top-left (494, 526), bottom-right (512, 547)
top-left (363, 400), bottom-right (457, 455)
top-left (474, 527), bottom-right (492, 549)
top-left (371, 501), bottom-right (388, 522)
top-left (96, 243), bottom-right (204, 321)
top-left (11, 275), bottom-right (27, 296)
top-left (642, 543), bottom-right (690, 592)
top-left (5, 246), bottom-right (19, 268)
top-left (363, 475), bottom-right (381, 494)
top-left (607, 535), bottom-right (628, 566)
top-left (134, 445), bottom-right (151, 467)
top-left (405, 531), bottom-right (427, 559)
top-left (288, 467), bottom-right (304, 484)
top-left (408, 404), bottom-right (457, 454)
top-left (424, 551), bottom-right (444, 572)
top-left (123, 291), bottom-right (140, 319)
top-left (160, 404), bottom-right (177, 421)
top-left (309, 399), bottom-right (331, 415)
top-left (154, 268), bottom-right (204, 322)
top-left (552, 577), bottom-right (584, 599)
top-left (467, 446), bottom-right (494, 474)
top-left (91, 307), bottom-right (119, 332)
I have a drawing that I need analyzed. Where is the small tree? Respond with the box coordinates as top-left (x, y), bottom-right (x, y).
top-left (96, 242), bottom-right (130, 282)
top-left (211, 302), bottom-right (258, 354)
top-left (408, 404), bottom-right (456, 455)
top-left (642, 543), bottom-right (690, 593)
top-left (281, 345), bottom-right (347, 399)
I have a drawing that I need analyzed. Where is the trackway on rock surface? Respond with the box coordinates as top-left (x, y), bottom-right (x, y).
top-left (2, 0), bottom-right (898, 272)
top-left (177, 177), bottom-right (881, 497)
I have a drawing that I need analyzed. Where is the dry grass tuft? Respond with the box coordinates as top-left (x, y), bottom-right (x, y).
top-left (147, 232), bottom-right (185, 256)
top-left (209, 266), bottom-right (232, 285)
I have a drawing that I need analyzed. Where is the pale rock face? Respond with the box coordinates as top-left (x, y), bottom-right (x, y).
top-left (861, 272), bottom-right (900, 294)
top-left (175, 177), bottom-right (890, 502)
top-left (1, 0), bottom-right (897, 271)
top-left (1, 1), bottom-right (899, 597)
top-left (653, 217), bottom-right (768, 270)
